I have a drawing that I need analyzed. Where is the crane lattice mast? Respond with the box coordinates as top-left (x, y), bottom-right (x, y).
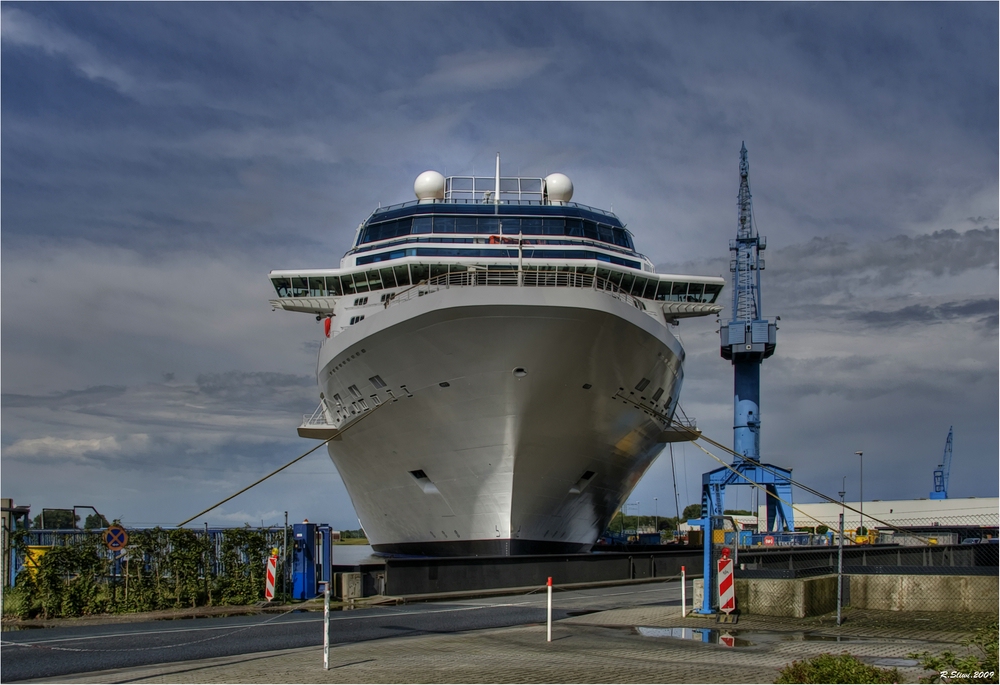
top-left (930, 426), bottom-right (954, 500)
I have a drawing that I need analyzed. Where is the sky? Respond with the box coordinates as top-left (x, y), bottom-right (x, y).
top-left (2, 3), bottom-right (997, 531)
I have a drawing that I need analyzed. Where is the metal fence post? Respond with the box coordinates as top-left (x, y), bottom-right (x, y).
top-left (282, 511), bottom-right (288, 601)
top-left (837, 512), bottom-right (844, 626)
top-left (323, 581), bottom-right (330, 670)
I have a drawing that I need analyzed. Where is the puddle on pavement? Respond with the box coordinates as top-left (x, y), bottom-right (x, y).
top-left (635, 627), bottom-right (887, 648)
top-left (635, 626), bottom-right (754, 647)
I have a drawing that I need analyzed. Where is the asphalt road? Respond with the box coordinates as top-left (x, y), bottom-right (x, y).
top-left (1, 582), bottom-right (685, 682)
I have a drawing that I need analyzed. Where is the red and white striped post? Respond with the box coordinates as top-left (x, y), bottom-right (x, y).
top-left (718, 547), bottom-right (735, 615)
top-left (264, 548), bottom-right (278, 601)
top-left (546, 577), bottom-right (553, 642)
top-left (681, 565), bottom-right (686, 617)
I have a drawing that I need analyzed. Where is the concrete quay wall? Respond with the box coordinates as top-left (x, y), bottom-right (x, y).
top-left (850, 574), bottom-right (998, 612)
top-left (693, 573), bottom-right (996, 617)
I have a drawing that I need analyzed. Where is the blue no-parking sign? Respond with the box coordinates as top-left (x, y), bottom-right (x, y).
top-left (104, 525), bottom-right (128, 551)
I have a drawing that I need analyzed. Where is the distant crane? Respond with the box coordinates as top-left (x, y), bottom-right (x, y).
top-left (929, 426), bottom-right (954, 500)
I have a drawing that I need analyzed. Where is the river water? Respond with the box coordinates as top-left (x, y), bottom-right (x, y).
top-left (332, 544), bottom-right (380, 565)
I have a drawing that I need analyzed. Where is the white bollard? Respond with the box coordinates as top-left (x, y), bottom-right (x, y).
top-left (323, 581), bottom-right (330, 670)
top-left (681, 565), bottom-right (686, 618)
top-left (546, 576), bottom-right (553, 642)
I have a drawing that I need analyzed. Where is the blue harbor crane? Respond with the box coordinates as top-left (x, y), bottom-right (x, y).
top-left (692, 143), bottom-right (794, 614)
top-left (930, 426), bottom-right (954, 500)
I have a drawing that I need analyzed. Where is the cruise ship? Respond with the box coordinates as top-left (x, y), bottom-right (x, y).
top-left (269, 159), bottom-right (724, 556)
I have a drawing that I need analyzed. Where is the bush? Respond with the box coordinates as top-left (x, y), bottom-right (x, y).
top-left (7, 526), bottom-right (283, 619)
top-left (776, 652), bottom-right (900, 683)
top-left (2, 584), bottom-right (35, 619)
top-left (910, 620), bottom-right (999, 684)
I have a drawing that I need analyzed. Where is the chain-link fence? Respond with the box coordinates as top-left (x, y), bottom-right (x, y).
top-left (693, 513), bottom-right (998, 619)
top-left (3, 526), bottom-right (287, 619)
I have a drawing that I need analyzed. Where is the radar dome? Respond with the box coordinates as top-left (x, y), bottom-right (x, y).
top-left (544, 173), bottom-right (574, 204)
top-left (414, 170), bottom-right (446, 202)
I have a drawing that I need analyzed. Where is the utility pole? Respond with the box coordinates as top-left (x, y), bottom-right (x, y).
top-left (282, 511), bottom-right (288, 601)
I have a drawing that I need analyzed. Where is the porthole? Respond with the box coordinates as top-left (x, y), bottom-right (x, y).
top-left (513, 367), bottom-right (527, 378)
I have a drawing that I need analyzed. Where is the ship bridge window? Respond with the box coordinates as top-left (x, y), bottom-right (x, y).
top-left (291, 277), bottom-right (309, 297)
top-left (456, 217), bottom-right (478, 233)
top-left (410, 264), bottom-right (429, 283)
top-left (393, 264), bottom-right (411, 287)
top-left (629, 276), bottom-right (649, 297)
top-left (434, 217), bottom-right (457, 233)
top-left (359, 218), bottom-right (413, 244)
top-left (686, 283), bottom-right (704, 302)
top-left (642, 278), bottom-right (658, 300)
top-left (704, 283), bottom-right (722, 303)
top-left (670, 281), bottom-right (688, 301)
top-left (619, 272), bottom-right (635, 294)
top-left (271, 278), bottom-right (290, 297)
top-left (351, 273), bottom-right (371, 293)
top-left (412, 217), bottom-right (432, 234)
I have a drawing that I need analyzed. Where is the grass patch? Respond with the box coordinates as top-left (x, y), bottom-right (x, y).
top-left (910, 620), bottom-right (998, 683)
top-left (776, 652), bottom-right (900, 683)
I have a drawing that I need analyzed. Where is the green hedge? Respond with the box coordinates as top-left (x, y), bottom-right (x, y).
top-left (3, 526), bottom-right (284, 619)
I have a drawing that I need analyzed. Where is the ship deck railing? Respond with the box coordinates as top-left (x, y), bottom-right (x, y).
top-left (369, 197), bottom-right (621, 220)
top-left (298, 399), bottom-right (348, 439)
top-left (301, 400), bottom-right (338, 428)
top-left (385, 268), bottom-right (645, 312)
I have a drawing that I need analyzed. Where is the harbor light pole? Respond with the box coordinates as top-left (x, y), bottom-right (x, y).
top-left (854, 451), bottom-right (864, 537)
top-left (654, 497), bottom-right (658, 535)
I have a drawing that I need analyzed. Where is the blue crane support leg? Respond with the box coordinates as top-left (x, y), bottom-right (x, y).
top-left (692, 460), bottom-right (793, 614)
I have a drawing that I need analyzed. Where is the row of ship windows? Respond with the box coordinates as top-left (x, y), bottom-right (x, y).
top-left (356, 248), bottom-right (641, 269)
top-left (351, 235), bottom-right (639, 259)
top-left (357, 216), bottom-right (634, 249)
top-left (272, 264), bottom-right (722, 303)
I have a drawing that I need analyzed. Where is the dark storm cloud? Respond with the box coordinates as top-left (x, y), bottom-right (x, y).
top-left (2, 385), bottom-right (127, 408)
top-left (848, 298), bottom-right (999, 328)
top-left (195, 371), bottom-right (312, 399)
top-left (771, 229), bottom-right (999, 284)
top-left (2, 3), bottom-right (996, 525)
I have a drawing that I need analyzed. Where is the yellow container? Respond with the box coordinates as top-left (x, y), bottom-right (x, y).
top-left (24, 546), bottom-right (51, 577)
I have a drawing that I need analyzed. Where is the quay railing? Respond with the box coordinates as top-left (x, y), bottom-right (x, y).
top-left (385, 269), bottom-right (646, 312)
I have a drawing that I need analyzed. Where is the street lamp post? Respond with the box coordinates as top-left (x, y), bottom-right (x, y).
top-left (654, 497), bottom-right (658, 535)
top-left (854, 451), bottom-right (864, 538)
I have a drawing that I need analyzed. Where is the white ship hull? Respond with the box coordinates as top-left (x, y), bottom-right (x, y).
top-left (317, 285), bottom-right (684, 555)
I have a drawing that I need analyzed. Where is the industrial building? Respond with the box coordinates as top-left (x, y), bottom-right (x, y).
top-left (759, 496), bottom-right (999, 544)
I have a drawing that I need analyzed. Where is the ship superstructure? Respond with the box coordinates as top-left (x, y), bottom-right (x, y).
top-left (270, 160), bottom-right (724, 555)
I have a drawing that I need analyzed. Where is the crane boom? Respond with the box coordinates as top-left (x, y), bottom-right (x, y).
top-left (930, 426), bottom-right (953, 500)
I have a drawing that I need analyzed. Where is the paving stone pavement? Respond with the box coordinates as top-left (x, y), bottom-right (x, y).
top-left (25, 604), bottom-right (992, 684)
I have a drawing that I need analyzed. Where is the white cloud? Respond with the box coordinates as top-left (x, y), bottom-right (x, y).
top-left (1, 7), bottom-right (136, 93)
top-left (417, 49), bottom-right (551, 92)
top-left (4, 434), bottom-right (148, 459)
